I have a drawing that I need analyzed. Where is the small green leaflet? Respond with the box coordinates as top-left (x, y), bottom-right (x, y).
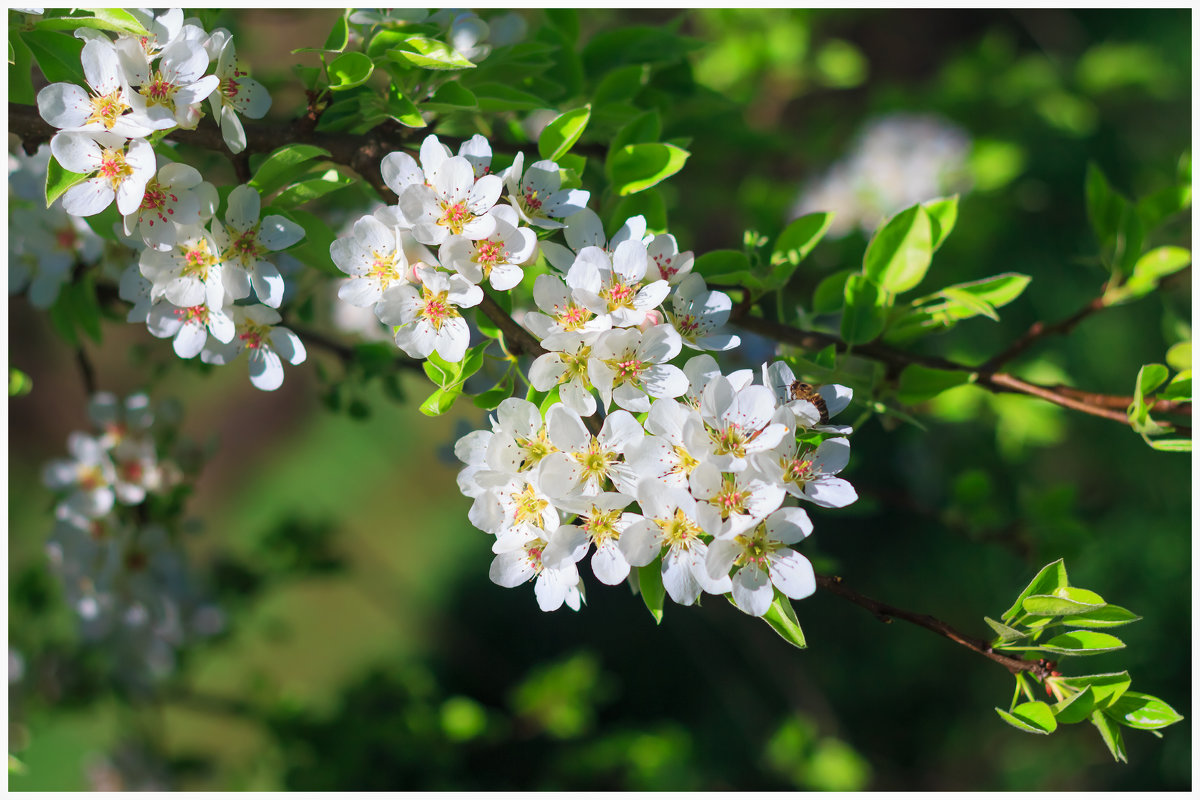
top-left (327, 51), bottom-right (373, 90)
top-left (45, 159), bottom-right (90, 208)
top-left (607, 143), bottom-right (689, 196)
top-left (250, 144), bottom-right (332, 197)
top-left (638, 557), bottom-right (666, 624)
top-left (996, 701), bottom-right (1057, 734)
top-left (538, 106), bottom-right (591, 162)
top-left (863, 204), bottom-right (933, 294)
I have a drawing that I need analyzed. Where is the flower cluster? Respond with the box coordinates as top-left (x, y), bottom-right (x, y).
top-left (41, 392), bottom-right (221, 679)
top-left (455, 357), bottom-right (857, 615)
top-left (37, 9), bottom-right (270, 229)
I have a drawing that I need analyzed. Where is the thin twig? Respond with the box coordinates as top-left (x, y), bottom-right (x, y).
top-left (982, 295), bottom-right (1109, 372)
top-left (75, 347), bottom-right (96, 395)
top-left (815, 574), bottom-right (1052, 679)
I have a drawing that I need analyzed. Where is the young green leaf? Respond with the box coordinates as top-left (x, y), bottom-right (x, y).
top-left (323, 9), bottom-right (349, 52)
top-left (1090, 709), bottom-right (1128, 762)
top-left (420, 387), bottom-right (459, 416)
top-left (863, 204), bottom-right (933, 294)
top-left (812, 270), bottom-right (853, 314)
top-left (939, 287), bottom-right (999, 321)
top-left (327, 51), bottom-right (374, 90)
top-left (9, 28), bottom-right (35, 105)
top-left (607, 143), bottom-right (689, 196)
top-left (923, 195), bottom-right (959, 251)
top-left (21, 29), bottom-right (85, 86)
top-left (638, 557), bottom-right (666, 624)
top-left (996, 701), bottom-right (1057, 734)
top-left (772, 212), bottom-right (834, 268)
top-left (897, 365), bottom-right (974, 405)
top-left (272, 168), bottom-right (354, 208)
top-left (423, 80), bottom-right (478, 111)
top-left (388, 36), bottom-right (475, 70)
top-left (760, 590), bottom-right (807, 649)
top-left (1061, 604), bottom-right (1142, 629)
top-left (250, 144), bottom-right (332, 197)
top-left (1086, 162), bottom-right (1128, 247)
top-left (1002, 559), bottom-right (1068, 623)
top-left (1057, 672), bottom-right (1131, 708)
top-left (983, 616), bottom-right (1027, 643)
top-left (1020, 591), bottom-right (1105, 618)
top-left (1103, 691), bottom-right (1184, 730)
top-left (840, 274), bottom-right (888, 345)
top-left (45, 158), bottom-right (90, 208)
top-left (694, 250), bottom-right (751, 282)
top-left (470, 82), bottom-right (546, 112)
top-left (1121, 246), bottom-right (1191, 299)
top-left (538, 106), bottom-right (591, 162)
top-left (1051, 686), bottom-right (1096, 725)
top-left (1037, 631), bottom-right (1125, 656)
top-left (8, 368), bottom-right (32, 397)
top-left (930, 273), bottom-right (1031, 317)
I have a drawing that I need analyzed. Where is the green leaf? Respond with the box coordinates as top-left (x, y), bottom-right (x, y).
top-left (611, 109), bottom-right (661, 151)
top-left (384, 83), bottom-right (424, 127)
top-left (1137, 182), bottom-right (1191, 231)
top-left (1129, 363), bottom-right (1169, 426)
top-left (473, 376), bottom-right (514, 410)
top-left (45, 158), bottom-right (90, 208)
top-left (592, 64), bottom-right (648, 105)
top-left (840, 274), bottom-right (888, 345)
top-left (250, 144), bottom-right (332, 197)
top-left (420, 387), bottom-right (459, 416)
top-left (638, 557), bottom-right (665, 624)
top-left (21, 29), bottom-right (85, 86)
top-left (1002, 559), bottom-right (1068, 623)
top-left (607, 143), bottom-right (689, 196)
top-left (1158, 370), bottom-right (1190, 402)
top-left (694, 250), bottom-right (750, 282)
top-left (388, 35), bottom-right (475, 70)
top-left (924, 195), bottom-right (959, 251)
top-left (423, 80), bottom-right (477, 111)
top-left (940, 287), bottom-right (999, 321)
top-left (1165, 341), bottom-right (1190, 372)
top-left (611, 190), bottom-right (667, 234)
top-left (1122, 246), bottom-right (1191, 298)
top-left (276, 208), bottom-right (341, 276)
top-left (1057, 672), bottom-right (1130, 708)
top-left (759, 589), bottom-right (807, 649)
top-left (1020, 590), bottom-right (1105, 618)
top-left (932, 273), bottom-right (1031, 317)
top-left (984, 616), bottom-right (1027, 643)
top-left (538, 106), bottom-right (591, 162)
top-left (544, 9), bottom-right (579, 42)
top-left (996, 701), bottom-right (1057, 734)
top-left (812, 269), bottom-right (853, 314)
top-left (327, 51), bottom-right (374, 90)
top-left (863, 204), bottom-right (933, 294)
top-left (1086, 162), bottom-right (1128, 246)
top-left (71, 274), bottom-right (102, 344)
top-left (470, 82), bottom-right (546, 112)
top-left (323, 9), bottom-right (349, 52)
top-left (767, 213), bottom-right (833, 291)
top-left (897, 365), bottom-right (973, 404)
top-left (581, 25), bottom-right (702, 74)
top-left (1146, 438), bottom-right (1191, 452)
top-left (9, 367), bottom-right (32, 397)
top-left (1052, 686), bottom-right (1096, 725)
top-left (1103, 691), bottom-right (1184, 730)
top-left (1038, 631), bottom-right (1125, 656)
top-left (272, 168), bottom-right (354, 208)
top-left (36, 10), bottom-right (149, 36)
top-left (1090, 709), bottom-right (1127, 762)
top-left (423, 350), bottom-right (458, 387)
top-left (9, 28), bottom-right (34, 105)
top-left (1063, 604), bottom-right (1142, 628)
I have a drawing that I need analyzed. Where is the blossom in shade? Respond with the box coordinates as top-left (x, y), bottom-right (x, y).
top-left (706, 507), bottom-right (816, 617)
top-left (754, 436), bottom-right (858, 508)
top-left (330, 215), bottom-right (415, 307)
top-left (503, 152), bottom-right (590, 229)
top-left (206, 31), bottom-right (271, 154)
top-left (211, 184), bottom-right (305, 308)
top-left (122, 159), bottom-right (203, 251)
top-left (42, 433), bottom-right (117, 520)
top-left (200, 305), bottom-right (306, 391)
top-left (50, 131), bottom-right (155, 216)
top-left (375, 266), bottom-right (483, 362)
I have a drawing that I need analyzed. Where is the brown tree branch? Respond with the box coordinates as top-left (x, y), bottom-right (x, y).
top-left (815, 574), bottom-right (1052, 679)
top-left (982, 295), bottom-right (1109, 372)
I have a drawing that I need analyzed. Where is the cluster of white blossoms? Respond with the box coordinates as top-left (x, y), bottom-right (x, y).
top-left (37, 9), bottom-right (270, 225)
top-left (41, 392), bottom-right (221, 678)
top-left (793, 112), bottom-right (972, 237)
top-left (455, 358), bottom-right (858, 615)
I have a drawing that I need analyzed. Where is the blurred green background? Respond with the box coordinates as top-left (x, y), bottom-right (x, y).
top-left (8, 8), bottom-right (1190, 790)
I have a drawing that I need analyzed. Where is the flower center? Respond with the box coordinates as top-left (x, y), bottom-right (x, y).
top-left (76, 464), bottom-right (107, 490)
top-left (711, 423), bottom-right (750, 457)
top-left (238, 320), bottom-right (272, 350)
top-left (514, 428), bottom-right (557, 471)
top-left (98, 148), bottom-right (134, 191)
top-left (224, 226), bottom-right (265, 267)
top-left (369, 249), bottom-right (403, 290)
top-left (714, 475), bottom-right (750, 519)
top-left (86, 90), bottom-right (130, 129)
top-left (419, 286), bottom-right (458, 331)
top-left (137, 178), bottom-right (179, 227)
top-left (583, 507), bottom-right (623, 544)
top-left (602, 279), bottom-right (637, 311)
top-left (181, 238), bottom-right (218, 281)
top-left (512, 484), bottom-right (549, 528)
top-left (556, 303), bottom-right (593, 332)
top-left (473, 239), bottom-right (506, 275)
top-left (437, 201), bottom-right (473, 236)
top-left (521, 188), bottom-right (543, 213)
top-left (608, 353), bottom-right (645, 385)
top-left (734, 523), bottom-right (779, 569)
top-left (572, 439), bottom-right (618, 482)
top-left (656, 507), bottom-right (702, 551)
top-left (674, 313), bottom-right (700, 338)
top-left (140, 70), bottom-right (178, 110)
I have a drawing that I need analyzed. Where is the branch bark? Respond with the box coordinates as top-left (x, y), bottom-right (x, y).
top-left (815, 574), bottom-right (1052, 679)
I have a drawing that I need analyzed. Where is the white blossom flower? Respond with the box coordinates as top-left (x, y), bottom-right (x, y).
top-left (695, 374), bottom-right (790, 472)
top-left (146, 296), bottom-right (236, 359)
top-left (753, 436), bottom-right (858, 508)
top-left (567, 241), bottom-right (670, 329)
top-left (503, 152), bottom-right (590, 230)
top-left (200, 305), bottom-right (306, 391)
top-left (619, 484), bottom-right (732, 606)
top-left (375, 266), bottom-right (482, 362)
top-left (43, 433), bottom-right (117, 520)
top-left (8, 206), bottom-right (101, 308)
top-left (706, 507), bottom-right (816, 617)
top-left (398, 154), bottom-right (503, 246)
top-left (528, 331), bottom-right (601, 418)
top-left (87, 392), bottom-right (155, 448)
top-left (122, 159), bottom-right (203, 251)
top-left (211, 184), bottom-right (305, 308)
top-left (206, 32), bottom-right (271, 154)
top-left (119, 264), bottom-right (157, 323)
top-left (543, 492), bottom-right (639, 585)
top-left (588, 325), bottom-right (688, 413)
top-left (763, 361), bottom-right (854, 434)
top-left (36, 39), bottom-right (170, 138)
top-left (490, 532), bottom-right (583, 612)
top-left (666, 273), bottom-right (739, 351)
top-left (381, 134), bottom-right (493, 209)
top-left (478, 397), bottom-right (558, 478)
top-left (439, 204), bottom-right (536, 291)
top-left (690, 463), bottom-right (787, 537)
top-left (468, 470), bottom-right (561, 545)
top-left (521, 272), bottom-right (611, 340)
top-left (122, 38), bottom-right (219, 129)
top-left (537, 403), bottom-right (643, 498)
top-left (138, 225), bottom-right (230, 309)
top-left (624, 398), bottom-right (705, 491)
top-left (330, 214), bottom-right (415, 307)
top-left (644, 233), bottom-right (695, 284)
top-left (50, 131), bottom-right (155, 216)
top-left (540, 209), bottom-right (646, 271)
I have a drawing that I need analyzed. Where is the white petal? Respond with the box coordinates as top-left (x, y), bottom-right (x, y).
top-left (769, 550), bottom-right (816, 600)
top-left (732, 565), bottom-right (773, 617)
